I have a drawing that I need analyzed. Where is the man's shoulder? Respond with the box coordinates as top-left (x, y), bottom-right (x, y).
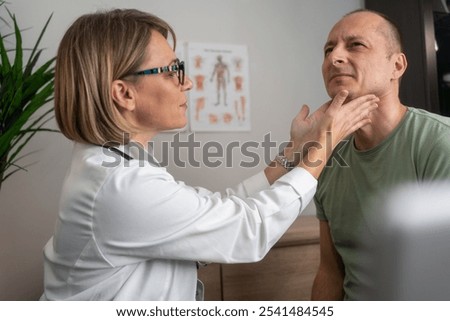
top-left (407, 107), bottom-right (450, 127)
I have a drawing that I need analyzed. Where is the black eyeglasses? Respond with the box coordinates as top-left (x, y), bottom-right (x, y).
top-left (128, 59), bottom-right (185, 85)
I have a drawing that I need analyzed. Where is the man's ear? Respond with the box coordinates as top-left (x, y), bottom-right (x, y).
top-left (392, 53), bottom-right (407, 80)
top-left (111, 80), bottom-right (136, 112)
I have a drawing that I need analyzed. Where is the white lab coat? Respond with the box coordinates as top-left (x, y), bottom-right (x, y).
top-left (41, 142), bottom-right (316, 300)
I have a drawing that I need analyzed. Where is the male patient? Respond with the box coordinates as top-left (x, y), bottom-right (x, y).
top-left (311, 9), bottom-right (450, 300)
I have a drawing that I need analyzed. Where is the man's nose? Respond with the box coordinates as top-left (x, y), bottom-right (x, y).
top-left (333, 58), bottom-right (345, 66)
top-left (328, 46), bottom-right (347, 65)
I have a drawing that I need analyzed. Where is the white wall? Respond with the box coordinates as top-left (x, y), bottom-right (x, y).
top-left (0, 0), bottom-right (363, 300)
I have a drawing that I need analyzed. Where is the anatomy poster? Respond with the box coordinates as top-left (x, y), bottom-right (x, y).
top-left (187, 43), bottom-right (251, 131)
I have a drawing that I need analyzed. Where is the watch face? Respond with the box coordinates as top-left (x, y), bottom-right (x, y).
top-left (276, 155), bottom-right (294, 170)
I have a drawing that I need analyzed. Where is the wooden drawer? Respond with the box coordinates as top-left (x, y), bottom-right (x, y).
top-left (222, 243), bottom-right (319, 300)
top-left (198, 215), bottom-right (320, 300)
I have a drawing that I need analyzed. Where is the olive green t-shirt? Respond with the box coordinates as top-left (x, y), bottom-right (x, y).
top-left (314, 107), bottom-right (450, 300)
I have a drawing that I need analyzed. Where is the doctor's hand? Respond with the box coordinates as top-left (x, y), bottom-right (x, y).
top-left (264, 91), bottom-right (378, 183)
top-left (289, 90), bottom-right (379, 155)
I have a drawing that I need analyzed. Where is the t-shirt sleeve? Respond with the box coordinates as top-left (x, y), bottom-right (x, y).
top-left (314, 193), bottom-right (327, 221)
top-left (421, 130), bottom-right (450, 180)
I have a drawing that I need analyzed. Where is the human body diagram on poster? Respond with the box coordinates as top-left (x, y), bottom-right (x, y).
top-left (187, 43), bottom-right (251, 131)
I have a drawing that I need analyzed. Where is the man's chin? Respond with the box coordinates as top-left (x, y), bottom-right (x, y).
top-left (329, 88), bottom-right (355, 100)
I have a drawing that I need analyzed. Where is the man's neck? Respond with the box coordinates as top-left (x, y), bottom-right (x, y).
top-left (353, 98), bottom-right (407, 151)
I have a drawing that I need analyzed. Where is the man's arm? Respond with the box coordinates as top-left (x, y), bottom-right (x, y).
top-left (311, 220), bottom-right (345, 300)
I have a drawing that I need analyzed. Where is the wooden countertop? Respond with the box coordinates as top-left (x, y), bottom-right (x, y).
top-left (275, 215), bottom-right (320, 248)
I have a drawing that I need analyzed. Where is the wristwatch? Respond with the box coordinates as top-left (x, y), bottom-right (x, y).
top-left (275, 154), bottom-right (296, 171)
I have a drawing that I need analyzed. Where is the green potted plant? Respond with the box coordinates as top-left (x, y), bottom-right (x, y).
top-left (0, 0), bottom-right (56, 190)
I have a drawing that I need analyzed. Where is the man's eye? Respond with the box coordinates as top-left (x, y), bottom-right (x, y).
top-left (324, 47), bottom-right (333, 56)
top-left (351, 42), bottom-right (364, 48)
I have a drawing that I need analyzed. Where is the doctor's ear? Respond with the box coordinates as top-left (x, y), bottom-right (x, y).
top-left (111, 80), bottom-right (136, 111)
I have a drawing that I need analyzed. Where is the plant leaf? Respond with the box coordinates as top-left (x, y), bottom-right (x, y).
top-left (0, 81), bottom-right (54, 158)
top-left (26, 12), bottom-right (53, 70)
top-left (0, 2), bottom-right (56, 184)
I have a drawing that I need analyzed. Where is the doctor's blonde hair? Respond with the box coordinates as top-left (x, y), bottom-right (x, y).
top-left (55, 9), bottom-right (176, 145)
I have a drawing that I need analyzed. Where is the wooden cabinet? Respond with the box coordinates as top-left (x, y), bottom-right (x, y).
top-left (198, 215), bottom-right (320, 300)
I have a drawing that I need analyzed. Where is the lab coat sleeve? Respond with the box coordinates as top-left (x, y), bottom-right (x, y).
top-left (93, 164), bottom-right (317, 266)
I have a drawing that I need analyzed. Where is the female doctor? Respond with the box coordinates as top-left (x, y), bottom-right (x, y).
top-left (41, 8), bottom-right (378, 300)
